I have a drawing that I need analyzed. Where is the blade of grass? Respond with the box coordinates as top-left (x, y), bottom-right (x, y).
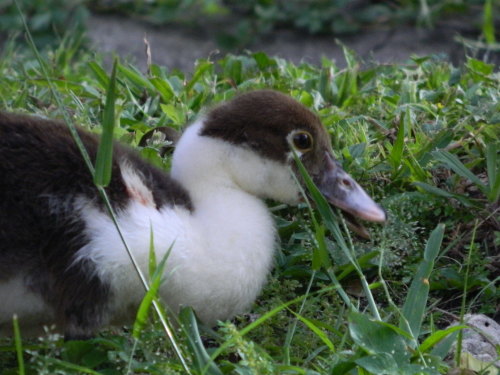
top-left (288, 309), bottom-right (335, 352)
top-left (118, 63), bottom-right (156, 91)
top-left (150, 77), bottom-right (175, 102)
top-left (467, 275), bottom-right (500, 318)
top-left (404, 148), bottom-right (429, 182)
top-left (126, 339), bottom-right (139, 375)
top-left (94, 58), bottom-right (117, 187)
top-left (483, 0), bottom-right (496, 44)
top-left (44, 357), bottom-right (102, 375)
top-left (88, 61), bottom-right (110, 90)
top-left (179, 307), bottom-right (224, 375)
top-left (148, 225), bottom-right (157, 278)
top-left (132, 241), bottom-right (173, 339)
top-left (291, 152), bottom-right (381, 320)
top-left (486, 142), bottom-right (500, 202)
top-left (389, 115), bottom-right (406, 172)
top-left (433, 150), bottom-right (486, 189)
top-left (413, 181), bottom-right (474, 207)
top-left (418, 325), bottom-right (467, 354)
top-left (291, 155), bottom-right (347, 248)
top-left (186, 60), bottom-right (213, 92)
top-left (289, 168), bottom-right (354, 310)
top-left (400, 223), bottom-right (445, 344)
top-left (455, 220), bottom-right (479, 367)
top-left (12, 315), bottom-right (25, 375)
top-left (283, 271), bottom-right (316, 365)
top-left (313, 225), bottom-right (331, 270)
top-left (337, 251), bottom-right (379, 281)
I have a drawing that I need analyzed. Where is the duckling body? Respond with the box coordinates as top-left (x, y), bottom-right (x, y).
top-left (75, 120), bottom-right (280, 328)
top-left (0, 90), bottom-right (385, 338)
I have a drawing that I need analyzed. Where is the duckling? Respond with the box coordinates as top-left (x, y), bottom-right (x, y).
top-left (0, 90), bottom-right (385, 339)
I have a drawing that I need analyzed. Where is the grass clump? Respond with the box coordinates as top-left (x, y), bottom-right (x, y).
top-left (0, 25), bottom-right (498, 375)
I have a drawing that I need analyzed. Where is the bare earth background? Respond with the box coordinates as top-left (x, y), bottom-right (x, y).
top-left (86, 12), bottom-right (487, 72)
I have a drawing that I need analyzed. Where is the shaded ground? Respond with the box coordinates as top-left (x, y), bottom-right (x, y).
top-left (87, 12), bottom-right (494, 72)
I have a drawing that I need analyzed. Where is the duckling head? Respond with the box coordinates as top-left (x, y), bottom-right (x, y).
top-left (172, 90), bottom-right (385, 237)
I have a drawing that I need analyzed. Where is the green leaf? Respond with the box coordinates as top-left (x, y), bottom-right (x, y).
top-left (253, 51), bottom-right (277, 70)
top-left (27, 78), bottom-right (84, 93)
top-left (160, 103), bottom-right (184, 125)
top-left (225, 57), bottom-right (243, 84)
top-left (355, 353), bottom-right (398, 375)
top-left (348, 311), bottom-right (409, 365)
top-left (150, 77), bottom-right (175, 102)
top-left (330, 359), bottom-right (357, 375)
top-left (335, 71), bottom-right (349, 107)
top-left (88, 61), bottom-right (109, 90)
top-left (93, 58), bottom-right (117, 187)
top-left (400, 224), bottom-right (444, 342)
top-left (424, 223), bottom-right (445, 261)
top-left (118, 63), bottom-right (156, 91)
top-left (62, 340), bottom-right (108, 368)
top-left (342, 43), bottom-right (358, 70)
top-left (466, 57), bottom-right (494, 76)
top-left (186, 60), bottom-right (213, 92)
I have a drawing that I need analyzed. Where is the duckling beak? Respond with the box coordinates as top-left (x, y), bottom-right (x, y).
top-left (315, 152), bottom-right (386, 238)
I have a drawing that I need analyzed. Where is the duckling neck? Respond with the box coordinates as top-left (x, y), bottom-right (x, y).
top-left (171, 120), bottom-right (277, 266)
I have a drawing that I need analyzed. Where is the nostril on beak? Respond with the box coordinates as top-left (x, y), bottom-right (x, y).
top-left (341, 178), bottom-right (352, 188)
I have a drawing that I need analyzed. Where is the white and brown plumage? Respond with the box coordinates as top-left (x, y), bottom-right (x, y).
top-left (0, 90), bottom-right (385, 339)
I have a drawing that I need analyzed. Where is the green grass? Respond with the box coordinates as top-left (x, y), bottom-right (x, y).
top-left (0, 27), bottom-right (499, 374)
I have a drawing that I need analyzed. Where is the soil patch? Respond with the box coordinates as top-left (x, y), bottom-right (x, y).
top-left (86, 12), bottom-right (496, 73)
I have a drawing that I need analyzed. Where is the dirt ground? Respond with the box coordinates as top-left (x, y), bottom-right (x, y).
top-left (86, 12), bottom-right (495, 73)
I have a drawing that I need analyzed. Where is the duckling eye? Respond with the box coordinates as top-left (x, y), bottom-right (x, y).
top-left (292, 131), bottom-right (313, 152)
